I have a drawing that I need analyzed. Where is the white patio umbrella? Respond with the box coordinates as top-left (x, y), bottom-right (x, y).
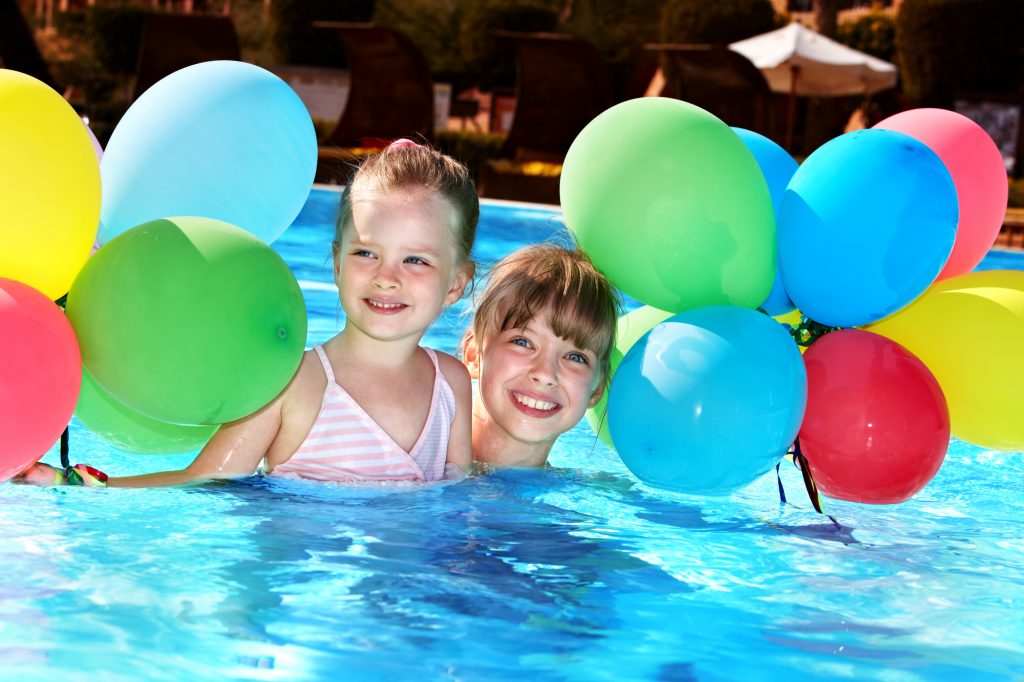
top-left (730, 22), bottom-right (897, 149)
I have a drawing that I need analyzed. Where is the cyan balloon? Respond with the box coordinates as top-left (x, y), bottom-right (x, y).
top-left (607, 306), bottom-right (806, 496)
top-left (100, 61), bottom-right (317, 245)
top-left (777, 129), bottom-right (958, 328)
top-left (733, 128), bottom-right (799, 316)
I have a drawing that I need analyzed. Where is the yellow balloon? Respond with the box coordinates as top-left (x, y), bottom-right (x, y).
top-left (868, 270), bottom-right (1024, 450)
top-left (773, 309), bottom-right (807, 354)
top-left (586, 305), bottom-right (673, 446)
top-left (0, 70), bottom-right (100, 299)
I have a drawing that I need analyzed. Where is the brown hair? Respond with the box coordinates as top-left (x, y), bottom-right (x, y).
top-left (469, 244), bottom-right (619, 385)
top-left (333, 141), bottom-right (478, 266)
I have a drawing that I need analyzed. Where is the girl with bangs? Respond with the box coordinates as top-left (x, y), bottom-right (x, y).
top-left (462, 244), bottom-right (619, 467)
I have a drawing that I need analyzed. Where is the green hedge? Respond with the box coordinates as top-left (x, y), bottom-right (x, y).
top-left (837, 11), bottom-right (896, 63)
top-left (1010, 178), bottom-right (1024, 209)
top-left (86, 5), bottom-right (153, 75)
top-left (457, 0), bottom-right (560, 90)
top-left (897, 0), bottom-right (1023, 107)
top-left (269, 0), bottom-right (374, 66)
top-left (659, 0), bottom-right (777, 44)
top-left (433, 129), bottom-right (506, 180)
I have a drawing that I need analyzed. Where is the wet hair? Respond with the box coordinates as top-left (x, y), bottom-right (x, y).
top-left (469, 244), bottom-right (620, 386)
top-left (333, 140), bottom-right (478, 267)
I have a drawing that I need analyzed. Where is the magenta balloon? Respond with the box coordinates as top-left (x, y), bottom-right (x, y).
top-left (875, 108), bottom-right (1008, 280)
top-left (0, 278), bottom-right (82, 480)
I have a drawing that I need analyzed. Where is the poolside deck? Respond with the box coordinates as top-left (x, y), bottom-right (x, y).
top-left (994, 207), bottom-right (1024, 249)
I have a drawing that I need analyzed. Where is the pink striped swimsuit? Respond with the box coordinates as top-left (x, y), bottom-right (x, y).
top-left (270, 345), bottom-right (455, 483)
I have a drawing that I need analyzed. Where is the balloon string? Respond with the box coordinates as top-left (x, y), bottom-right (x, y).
top-left (779, 440), bottom-right (841, 528)
top-left (791, 439), bottom-right (841, 528)
top-left (775, 462), bottom-right (788, 505)
top-left (60, 427), bottom-right (71, 473)
top-left (54, 292), bottom-right (72, 474)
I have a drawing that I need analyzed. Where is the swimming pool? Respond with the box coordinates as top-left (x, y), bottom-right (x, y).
top-left (5, 188), bottom-right (1023, 680)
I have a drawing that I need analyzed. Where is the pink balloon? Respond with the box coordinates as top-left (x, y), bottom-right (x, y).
top-left (875, 108), bottom-right (1008, 281)
top-left (0, 278), bottom-right (82, 481)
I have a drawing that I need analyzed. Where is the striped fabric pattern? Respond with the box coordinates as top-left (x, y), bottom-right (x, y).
top-left (271, 345), bottom-right (455, 483)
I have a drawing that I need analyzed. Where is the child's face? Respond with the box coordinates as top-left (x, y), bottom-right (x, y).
top-left (470, 310), bottom-right (604, 456)
top-left (335, 189), bottom-right (469, 344)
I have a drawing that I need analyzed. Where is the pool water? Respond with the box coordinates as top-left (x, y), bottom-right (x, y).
top-left (4, 189), bottom-right (1023, 680)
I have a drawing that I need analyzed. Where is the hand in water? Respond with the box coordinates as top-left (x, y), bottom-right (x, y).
top-left (14, 463), bottom-right (108, 487)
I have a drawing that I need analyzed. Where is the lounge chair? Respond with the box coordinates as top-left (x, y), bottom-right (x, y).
top-left (480, 32), bottom-right (614, 204)
top-left (131, 13), bottom-right (240, 102)
top-left (313, 22), bottom-right (434, 183)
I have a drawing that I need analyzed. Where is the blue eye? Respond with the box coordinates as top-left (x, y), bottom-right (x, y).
top-left (351, 249), bottom-right (374, 258)
top-left (405, 256), bottom-right (428, 265)
top-left (511, 337), bottom-right (531, 348)
top-left (566, 352), bottom-right (589, 364)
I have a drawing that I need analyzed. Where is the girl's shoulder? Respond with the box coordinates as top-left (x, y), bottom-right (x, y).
top-left (279, 348), bottom-right (331, 408)
top-left (429, 348), bottom-right (471, 396)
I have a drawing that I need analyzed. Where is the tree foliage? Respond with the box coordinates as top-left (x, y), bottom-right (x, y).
top-left (659, 0), bottom-right (778, 45)
top-left (897, 0), bottom-right (1023, 107)
top-left (837, 11), bottom-right (896, 63)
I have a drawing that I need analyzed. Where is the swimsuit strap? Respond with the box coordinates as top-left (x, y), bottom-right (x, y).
top-left (312, 344), bottom-right (337, 386)
top-left (423, 347), bottom-right (440, 374)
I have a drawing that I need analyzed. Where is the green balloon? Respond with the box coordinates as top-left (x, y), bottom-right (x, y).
top-left (75, 367), bottom-right (216, 454)
top-left (560, 98), bottom-right (776, 313)
top-left (67, 217), bottom-right (307, 425)
top-left (585, 305), bottom-right (673, 447)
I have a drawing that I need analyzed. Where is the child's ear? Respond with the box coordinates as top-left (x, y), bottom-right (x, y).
top-left (462, 331), bottom-right (480, 379)
top-left (587, 380), bottom-right (606, 408)
top-left (444, 262), bottom-right (475, 306)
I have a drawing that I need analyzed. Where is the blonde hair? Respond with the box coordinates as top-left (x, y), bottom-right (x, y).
top-left (469, 244), bottom-right (619, 385)
top-left (333, 142), bottom-right (478, 266)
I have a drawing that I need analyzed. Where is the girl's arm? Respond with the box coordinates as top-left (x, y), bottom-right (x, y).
top-left (437, 352), bottom-right (473, 471)
top-left (107, 398), bottom-right (284, 488)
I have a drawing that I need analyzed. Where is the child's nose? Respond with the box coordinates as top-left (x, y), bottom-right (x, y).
top-left (372, 262), bottom-right (400, 289)
top-left (529, 354), bottom-right (558, 386)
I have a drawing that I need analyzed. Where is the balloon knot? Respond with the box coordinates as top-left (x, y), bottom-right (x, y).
top-left (789, 317), bottom-right (838, 347)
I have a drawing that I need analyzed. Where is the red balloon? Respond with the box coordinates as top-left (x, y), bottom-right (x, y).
top-left (799, 329), bottom-right (949, 504)
top-left (0, 278), bottom-right (81, 481)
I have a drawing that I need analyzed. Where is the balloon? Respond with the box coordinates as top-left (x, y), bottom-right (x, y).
top-left (100, 61), bottom-right (317, 245)
top-left (875, 108), bottom-right (1008, 280)
top-left (75, 367), bottom-right (216, 454)
top-left (608, 306), bottom-right (806, 495)
top-left (867, 270), bottom-right (1024, 450)
top-left (66, 217), bottom-right (307, 425)
top-left (733, 128), bottom-right (799, 316)
top-left (586, 305), bottom-right (673, 446)
top-left (0, 70), bottom-right (100, 299)
top-left (778, 129), bottom-right (958, 328)
top-left (561, 98), bottom-right (776, 313)
top-left (799, 329), bottom-right (949, 504)
top-left (0, 278), bottom-right (82, 481)
top-left (84, 121), bottom-right (103, 162)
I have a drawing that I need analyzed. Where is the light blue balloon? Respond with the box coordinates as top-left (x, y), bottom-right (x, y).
top-left (733, 128), bottom-right (799, 316)
top-left (777, 129), bottom-right (958, 328)
top-left (607, 306), bottom-right (807, 496)
top-left (100, 61), bottom-right (317, 245)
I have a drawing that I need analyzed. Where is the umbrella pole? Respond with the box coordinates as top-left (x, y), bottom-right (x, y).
top-left (785, 65), bottom-right (800, 153)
